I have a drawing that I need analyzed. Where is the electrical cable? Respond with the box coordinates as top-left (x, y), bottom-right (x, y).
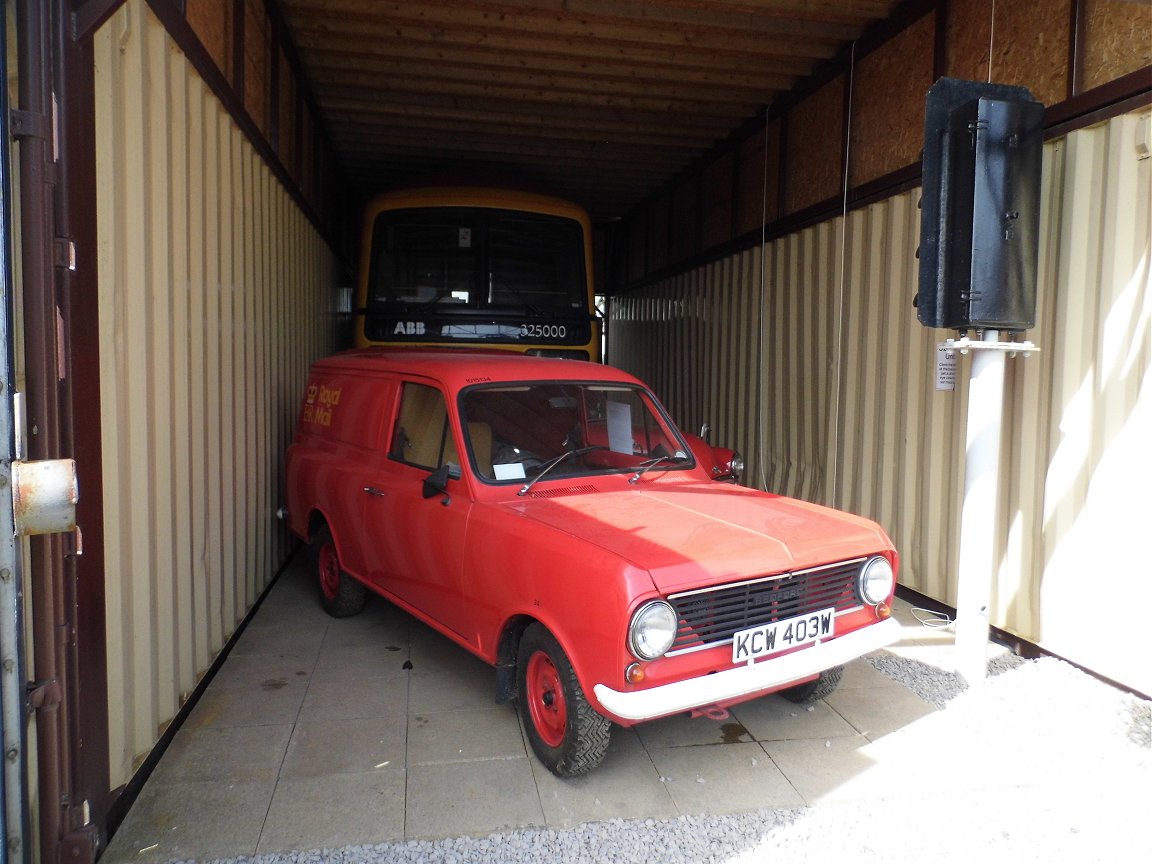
top-left (913, 606), bottom-right (956, 630)
top-left (829, 40), bottom-right (856, 506)
top-left (756, 106), bottom-right (770, 491)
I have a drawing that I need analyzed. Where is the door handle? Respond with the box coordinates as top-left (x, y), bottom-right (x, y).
top-left (363, 486), bottom-right (386, 497)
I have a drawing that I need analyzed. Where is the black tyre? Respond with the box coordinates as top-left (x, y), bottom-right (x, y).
top-left (517, 623), bottom-right (611, 777)
top-left (779, 665), bottom-right (844, 704)
top-left (311, 524), bottom-right (367, 618)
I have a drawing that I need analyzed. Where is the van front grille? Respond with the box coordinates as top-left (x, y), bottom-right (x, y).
top-left (667, 558), bottom-right (864, 653)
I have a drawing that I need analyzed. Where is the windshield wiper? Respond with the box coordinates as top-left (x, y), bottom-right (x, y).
top-left (517, 445), bottom-right (605, 496)
top-left (628, 453), bottom-right (690, 484)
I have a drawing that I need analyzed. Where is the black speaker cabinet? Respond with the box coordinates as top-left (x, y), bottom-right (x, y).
top-left (917, 78), bottom-right (1044, 331)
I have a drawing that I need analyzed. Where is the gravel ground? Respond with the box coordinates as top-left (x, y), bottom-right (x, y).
top-left (177, 654), bottom-right (1151, 864)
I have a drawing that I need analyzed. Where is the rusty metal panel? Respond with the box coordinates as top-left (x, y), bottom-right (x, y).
top-left (609, 106), bottom-right (1151, 694)
top-left (94, 1), bottom-right (339, 789)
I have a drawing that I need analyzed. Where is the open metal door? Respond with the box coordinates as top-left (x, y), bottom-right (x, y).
top-left (0, 7), bottom-right (31, 860)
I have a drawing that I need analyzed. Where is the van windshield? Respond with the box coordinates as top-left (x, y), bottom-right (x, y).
top-left (460, 382), bottom-right (692, 484)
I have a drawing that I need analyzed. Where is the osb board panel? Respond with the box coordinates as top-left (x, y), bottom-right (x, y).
top-left (648, 193), bottom-right (671, 274)
top-left (244, 0), bottom-right (270, 137)
top-left (947, 0), bottom-right (1070, 107)
top-left (185, 0), bottom-right (230, 80)
top-left (850, 13), bottom-right (935, 186)
top-left (628, 214), bottom-right (648, 283)
top-left (702, 151), bottom-right (734, 250)
top-left (736, 122), bottom-right (781, 235)
top-left (1082, 0), bottom-right (1152, 90)
top-left (785, 77), bottom-right (844, 214)
top-left (278, 45), bottom-right (294, 163)
top-left (671, 175), bottom-right (700, 263)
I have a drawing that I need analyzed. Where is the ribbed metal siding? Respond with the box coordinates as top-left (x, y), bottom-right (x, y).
top-left (609, 107), bottom-right (1151, 694)
top-left (95, 1), bottom-right (339, 788)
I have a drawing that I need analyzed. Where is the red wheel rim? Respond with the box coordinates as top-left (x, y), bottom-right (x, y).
top-left (526, 650), bottom-right (567, 748)
top-left (318, 542), bottom-right (340, 600)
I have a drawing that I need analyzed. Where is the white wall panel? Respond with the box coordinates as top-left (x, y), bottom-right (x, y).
top-left (609, 107), bottom-right (1152, 694)
top-left (95, 1), bottom-right (339, 787)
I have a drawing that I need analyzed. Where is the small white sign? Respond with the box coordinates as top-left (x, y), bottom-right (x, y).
top-left (458, 228), bottom-right (472, 248)
top-left (607, 401), bottom-right (633, 454)
top-left (494, 462), bottom-right (526, 481)
top-left (936, 342), bottom-right (957, 391)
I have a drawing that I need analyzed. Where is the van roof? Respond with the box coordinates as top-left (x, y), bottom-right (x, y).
top-left (311, 348), bottom-right (643, 390)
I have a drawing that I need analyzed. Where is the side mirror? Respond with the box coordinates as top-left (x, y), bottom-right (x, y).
top-left (422, 464), bottom-right (461, 501)
top-left (423, 464), bottom-right (450, 500)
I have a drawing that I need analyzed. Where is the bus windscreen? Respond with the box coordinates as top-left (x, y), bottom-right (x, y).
top-left (363, 207), bottom-right (591, 349)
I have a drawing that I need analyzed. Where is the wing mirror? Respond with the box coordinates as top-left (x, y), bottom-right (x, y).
top-left (422, 464), bottom-right (461, 503)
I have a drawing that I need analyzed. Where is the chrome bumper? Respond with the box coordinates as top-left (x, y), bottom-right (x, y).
top-left (593, 617), bottom-right (902, 722)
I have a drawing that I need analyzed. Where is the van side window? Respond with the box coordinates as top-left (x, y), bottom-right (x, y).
top-left (390, 382), bottom-right (458, 469)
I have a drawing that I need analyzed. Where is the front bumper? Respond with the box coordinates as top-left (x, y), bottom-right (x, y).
top-left (593, 616), bottom-right (902, 721)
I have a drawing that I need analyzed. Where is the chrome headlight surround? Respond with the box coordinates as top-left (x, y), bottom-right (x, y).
top-left (858, 555), bottom-right (895, 605)
top-left (728, 452), bottom-right (745, 478)
top-left (628, 600), bottom-right (677, 660)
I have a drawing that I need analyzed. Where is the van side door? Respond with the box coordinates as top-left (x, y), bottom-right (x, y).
top-left (360, 379), bottom-right (472, 637)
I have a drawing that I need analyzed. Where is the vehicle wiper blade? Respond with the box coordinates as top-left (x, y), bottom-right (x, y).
top-left (517, 445), bottom-right (605, 496)
top-left (628, 453), bottom-right (690, 484)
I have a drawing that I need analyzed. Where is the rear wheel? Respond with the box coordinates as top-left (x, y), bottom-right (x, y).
top-left (517, 624), bottom-right (611, 777)
top-left (779, 665), bottom-right (843, 703)
top-left (311, 523), bottom-right (367, 618)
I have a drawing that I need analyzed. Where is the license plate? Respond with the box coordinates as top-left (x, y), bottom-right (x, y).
top-left (731, 608), bottom-right (835, 664)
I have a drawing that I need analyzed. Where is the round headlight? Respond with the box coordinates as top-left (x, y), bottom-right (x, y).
top-left (729, 452), bottom-right (745, 477)
top-left (858, 556), bottom-right (895, 605)
top-left (628, 600), bottom-right (677, 660)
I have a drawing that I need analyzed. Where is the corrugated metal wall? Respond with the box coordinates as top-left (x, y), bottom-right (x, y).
top-left (610, 106), bottom-right (1152, 695)
top-left (94, 1), bottom-right (339, 788)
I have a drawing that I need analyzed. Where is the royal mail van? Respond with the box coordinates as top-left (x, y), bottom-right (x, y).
top-left (285, 349), bottom-right (901, 776)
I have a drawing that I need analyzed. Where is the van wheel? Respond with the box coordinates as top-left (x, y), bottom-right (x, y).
top-left (311, 524), bottom-right (367, 618)
top-left (517, 623), bottom-right (611, 777)
top-left (779, 665), bottom-right (844, 704)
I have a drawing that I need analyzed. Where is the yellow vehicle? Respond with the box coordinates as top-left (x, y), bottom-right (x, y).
top-left (354, 186), bottom-right (601, 361)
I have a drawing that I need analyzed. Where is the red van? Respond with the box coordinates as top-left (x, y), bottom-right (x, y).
top-left (286, 349), bottom-right (901, 776)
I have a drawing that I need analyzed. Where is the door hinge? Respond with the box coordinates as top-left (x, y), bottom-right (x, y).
top-left (55, 238), bottom-right (76, 272)
top-left (26, 678), bottom-right (61, 711)
top-left (58, 824), bottom-right (100, 864)
top-left (9, 108), bottom-right (51, 142)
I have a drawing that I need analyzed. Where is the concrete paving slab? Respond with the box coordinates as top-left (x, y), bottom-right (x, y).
top-left (312, 640), bottom-right (415, 682)
top-left (297, 672), bottom-right (409, 723)
top-left (404, 758), bottom-right (545, 839)
top-left (407, 706), bottom-right (526, 765)
top-left (149, 724), bottom-right (293, 785)
top-left (231, 621), bottom-right (328, 657)
top-left (209, 651), bottom-right (318, 689)
top-left (633, 709), bottom-right (742, 749)
top-left (407, 666), bottom-right (500, 714)
top-left (761, 734), bottom-right (911, 805)
top-left (280, 717), bottom-right (409, 778)
top-left (825, 680), bottom-right (936, 740)
top-left (647, 742), bottom-right (806, 814)
top-left (257, 769), bottom-right (407, 852)
top-left (185, 676), bottom-right (309, 729)
top-left (101, 778), bottom-right (276, 863)
top-left (318, 609), bottom-right (413, 651)
top-left (730, 694), bottom-right (859, 742)
top-left (529, 728), bottom-right (678, 828)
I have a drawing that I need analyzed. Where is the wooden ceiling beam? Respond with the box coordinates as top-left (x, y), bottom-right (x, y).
top-left (286, 0), bottom-right (869, 41)
top-left (301, 42), bottom-right (800, 91)
top-left (337, 137), bottom-right (690, 172)
top-left (330, 114), bottom-right (720, 149)
top-left (312, 81), bottom-right (760, 118)
top-left (306, 65), bottom-right (779, 107)
top-left (283, 5), bottom-right (841, 61)
top-left (320, 98), bottom-right (732, 142)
